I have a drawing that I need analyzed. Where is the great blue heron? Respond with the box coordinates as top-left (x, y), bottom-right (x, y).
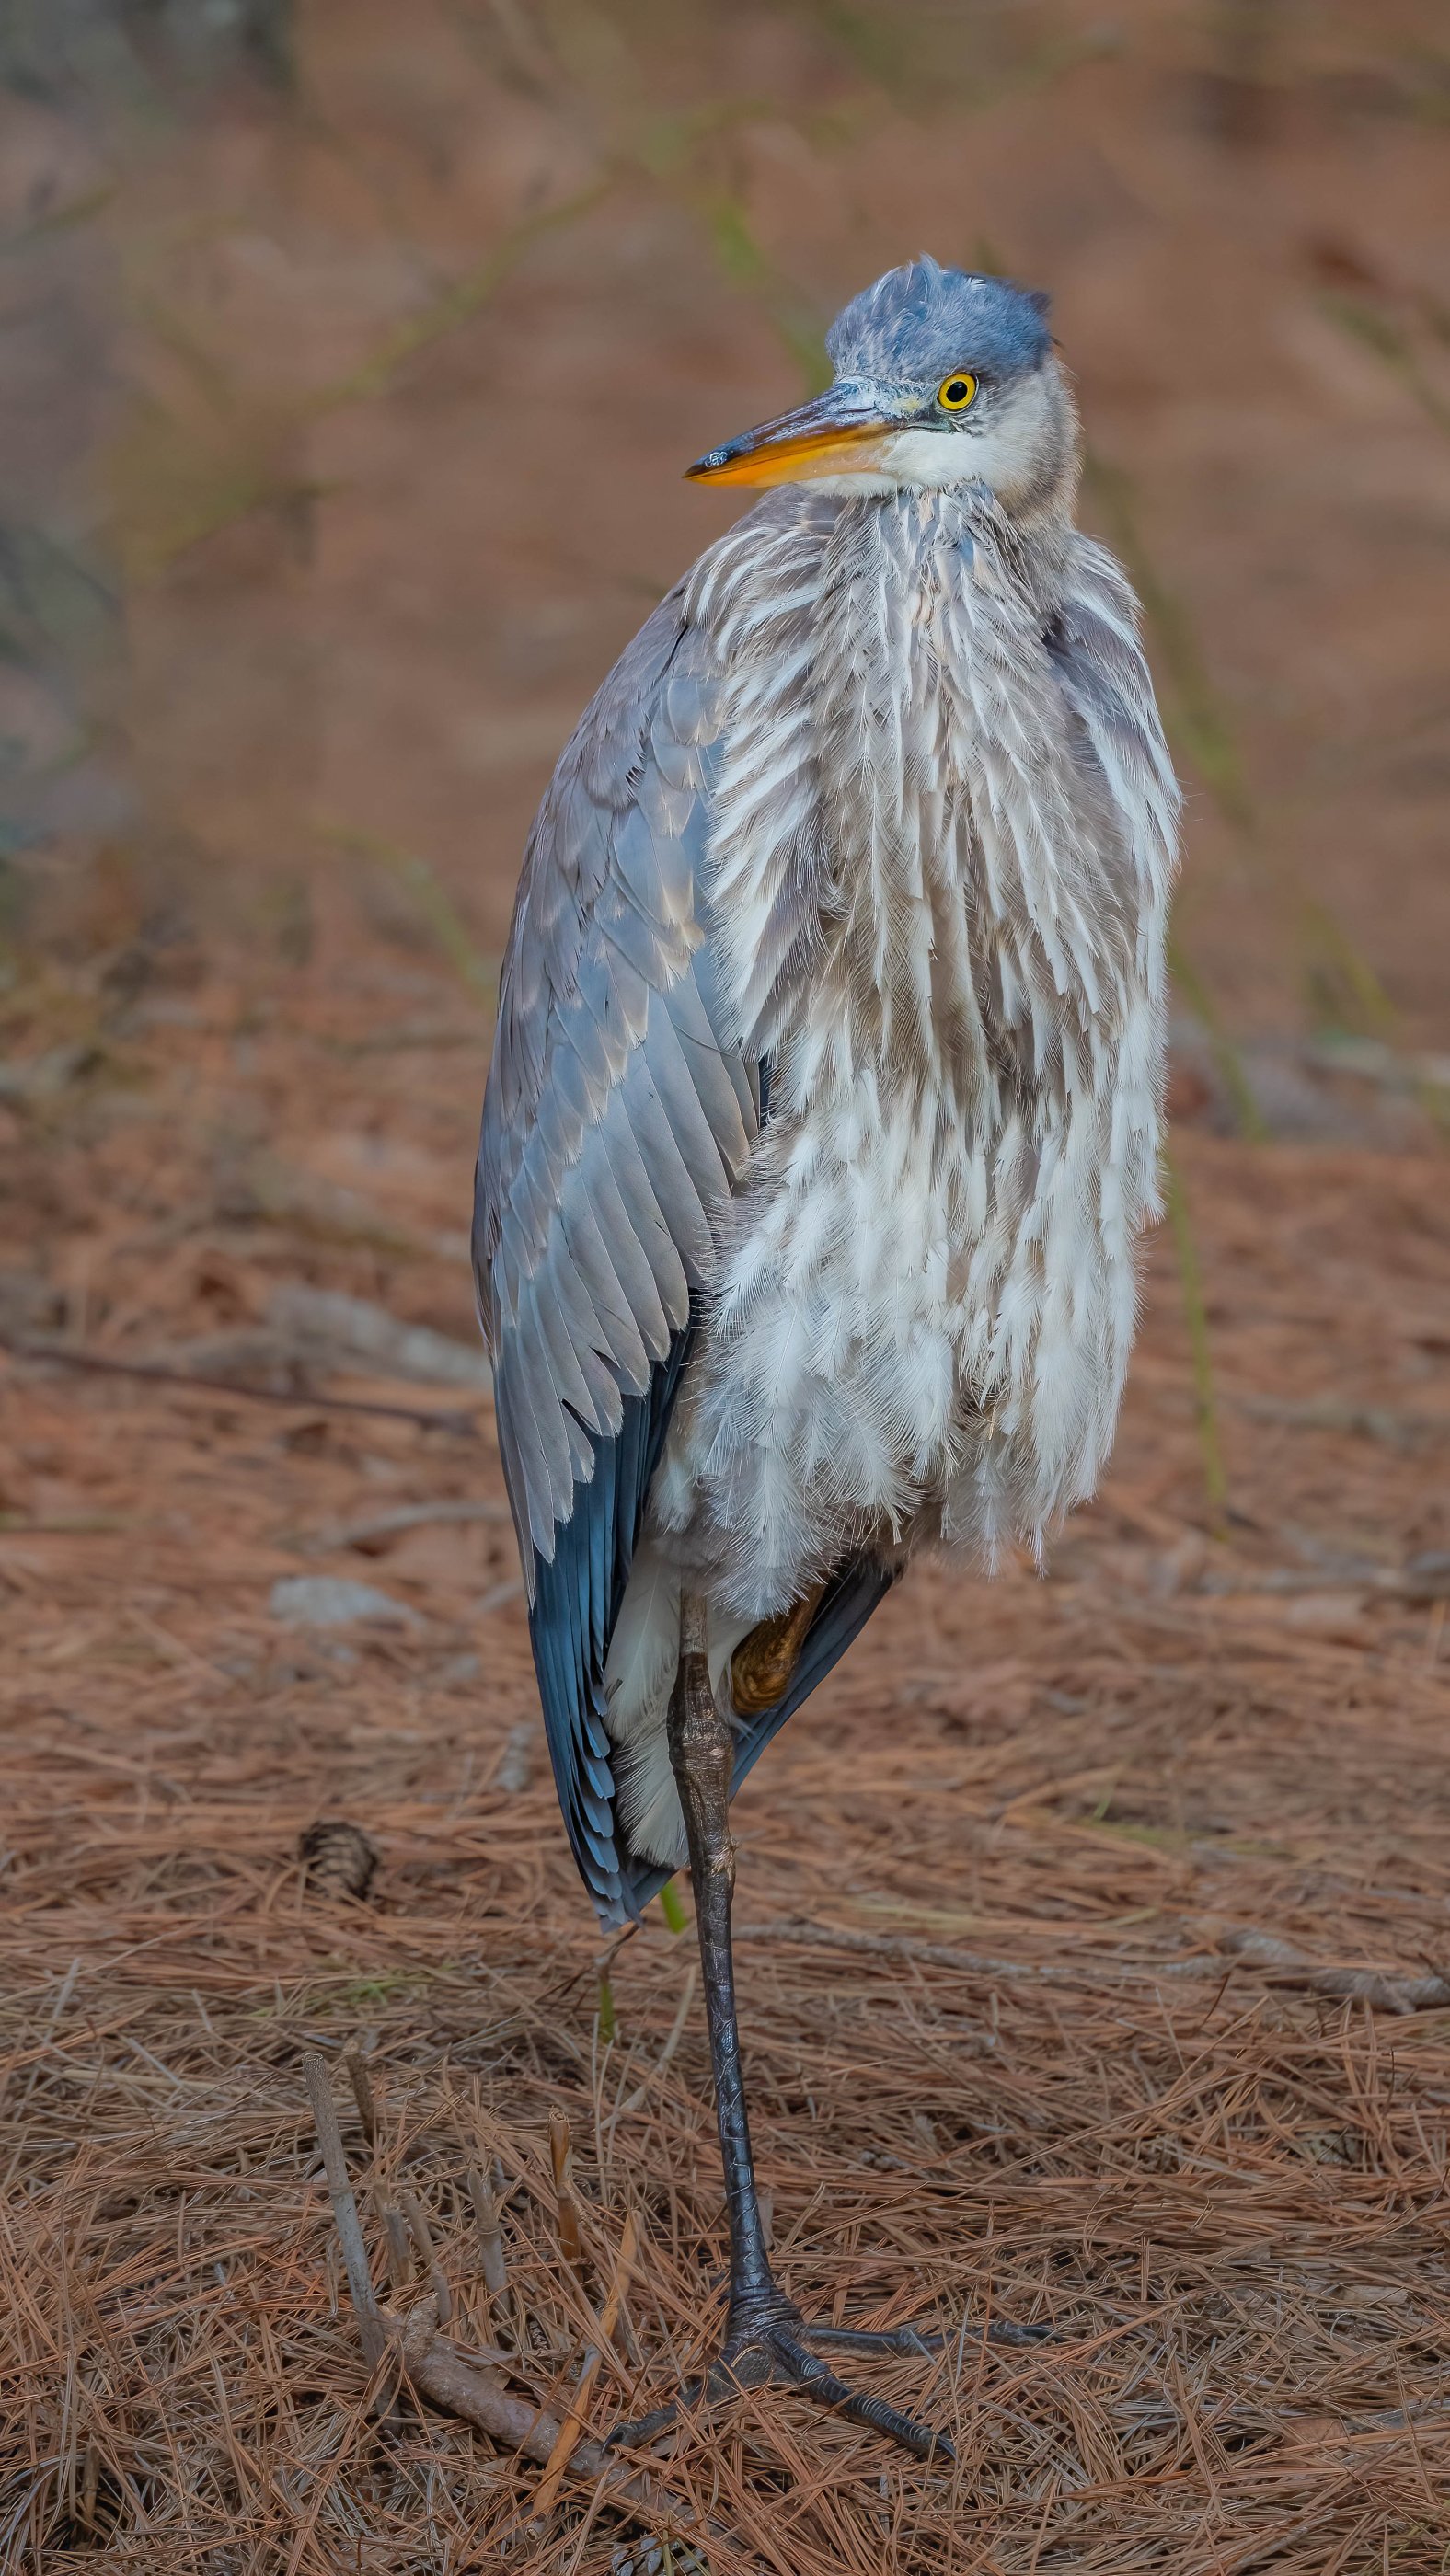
top-left (475, 257), bottom-right (1179, 2459)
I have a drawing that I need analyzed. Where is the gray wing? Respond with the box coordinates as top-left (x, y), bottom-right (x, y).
top-left (474, 589), bottom-right (758, 1918)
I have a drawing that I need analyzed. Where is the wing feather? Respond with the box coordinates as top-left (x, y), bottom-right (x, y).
top-left (476, 590), bottom-right (754, 1913)
top-left (477, 499), bottom-right (845, 1923)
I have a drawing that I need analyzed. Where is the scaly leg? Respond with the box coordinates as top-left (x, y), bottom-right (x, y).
top-left (613, 1593), bottom-right (955, 2463)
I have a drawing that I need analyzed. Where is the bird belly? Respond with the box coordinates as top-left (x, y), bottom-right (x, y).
top-left (648, 1035), bottom-right (1153, 1627)
top-left (654, 1097), bottom-right (982, 1616)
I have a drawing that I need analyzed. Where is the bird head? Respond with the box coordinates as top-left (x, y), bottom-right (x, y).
top-left (686, 256), bottom-right (1076, 517)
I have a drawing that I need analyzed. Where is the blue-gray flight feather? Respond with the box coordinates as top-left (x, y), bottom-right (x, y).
top-left (476, 584), bottom-right (757, 1918)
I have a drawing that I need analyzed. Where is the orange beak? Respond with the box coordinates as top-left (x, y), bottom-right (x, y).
top-left (685, 385), bottom-right (903, 487)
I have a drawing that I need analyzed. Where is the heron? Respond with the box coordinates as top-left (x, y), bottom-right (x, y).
top-left (475, 256), bottom-right (1179, 2459)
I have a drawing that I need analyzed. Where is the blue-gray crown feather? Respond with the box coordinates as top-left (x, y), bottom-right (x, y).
top-left (826, 254), bottom-right (1052, 386)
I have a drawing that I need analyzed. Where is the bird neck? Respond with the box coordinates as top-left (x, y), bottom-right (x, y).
top-left (782, 486), bottom-right (1085, 1112)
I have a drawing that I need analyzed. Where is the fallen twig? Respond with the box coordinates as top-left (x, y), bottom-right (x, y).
top-left (549, 2104), bottom-right (585, 2276)
top-left (302, 2051), bottom-right (385, 2369)
top-left (392, 2294), bottom-right (694, 2527)
top-left (307, 1497), bottom-right (512, 1554)
top-left (343, 2046), bottom-right (378, 2149)
top-left (304, 2062), bottom-right (702, 2533)
top-left (1211, 1926), bottom-right (1450, 2014)
top-left (382, 2204), bottom-right (412, 2300)
top-left (467, 2167), bottom-right (510, 2304)
top-left (733, 1917), bottom-right (1208, 1984)
top-left (399, 2186), bottom-right (453, 2325)
top-left (1, 1332), bottom-right (478, 1434)
top-left (732, 1918), bottom-right (1450, 2013)
top-left (1230, 1392), bottom-right (1450, 1449)
top-left (267, 1283), bottom-right (495, 1394)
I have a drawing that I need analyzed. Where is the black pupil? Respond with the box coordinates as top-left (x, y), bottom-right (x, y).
top-left (944, 378), bottom-right (970, 403)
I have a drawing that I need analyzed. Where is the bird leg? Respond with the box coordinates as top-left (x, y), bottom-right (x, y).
top-left (671, 1593), bottom-right (780, 2334)
top-left (729, 1580), bottom-right (826, 1718)
top-left (610, 1591), bottom-right (953, 2464)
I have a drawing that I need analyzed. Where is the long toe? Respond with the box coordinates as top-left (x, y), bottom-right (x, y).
top-left (766, 2327), bottom-right (954, 2462)
top-left (606, 2343), bottom-right (773, 2452)
top-left (797, 2321), bottom-right (942, 2359)
top-left (604, 2395), bottom-right (688, 2450)
top-left (799, 2314), bottom-right (1052, 2356)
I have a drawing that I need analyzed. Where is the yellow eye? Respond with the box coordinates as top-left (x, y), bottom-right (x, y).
top-left (937, 372), bottom-right (977, 410)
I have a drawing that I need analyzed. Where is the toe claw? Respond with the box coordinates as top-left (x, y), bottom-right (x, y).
top-left (605, 2405), bottom-right (676, 2451)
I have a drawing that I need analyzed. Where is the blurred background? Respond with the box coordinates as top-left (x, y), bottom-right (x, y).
top-left (4, 0), bottom-right (1448, 1104)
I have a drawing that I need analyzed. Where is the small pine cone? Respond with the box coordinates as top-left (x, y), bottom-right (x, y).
top-left (299, 1819), bottom-right (379, 1901)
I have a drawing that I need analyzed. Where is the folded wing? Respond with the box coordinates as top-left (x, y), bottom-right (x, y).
top-left (474, 591), bottom-right (758, 1917)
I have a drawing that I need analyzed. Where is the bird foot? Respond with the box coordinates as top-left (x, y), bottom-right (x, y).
top-left (609, 2294), bottom-right (973, 2463)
